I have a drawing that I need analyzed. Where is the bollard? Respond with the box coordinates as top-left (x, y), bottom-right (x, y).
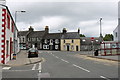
top-left (13, 54), bottom-right (16, 60)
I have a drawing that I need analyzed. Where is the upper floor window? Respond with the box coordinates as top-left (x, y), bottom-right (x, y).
top-left (7, 14), bottom-right (10, 29)
top-left (50, 39), bottom-right (53, 44)
top-left (116, 32), bottom-right (117, 37)
top-left (44, 39), bottom-right (47, 44)
top-left (23, 38), bottom-right (24, 42)
top-left (72, 40), bottom-right (74, 43)
top-left (82, 39), bottom-right (86, 42)
top-left (64, 40), bottom-right (65, 43)
top-left (55, 39), bottom-right (59, 44)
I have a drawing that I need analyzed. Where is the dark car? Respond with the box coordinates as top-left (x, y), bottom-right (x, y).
top-left (28, 48), bottom-right (38, 58)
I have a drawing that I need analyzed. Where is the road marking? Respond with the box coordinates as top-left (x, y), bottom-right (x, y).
top-left (32, 64), bottom-right (37, 70)
top-left (38, 62), bottom-right (42, 73)
top-left (72, 64), bottom-right (90, 72)
top-left (61, 59), bottom-right (69, 63)
top-left (55, 56), bottom-right (59, 59)
top-left (2, 67), bottom-right (11, 70)
top-left (100, 76), bottom-right (110, 80)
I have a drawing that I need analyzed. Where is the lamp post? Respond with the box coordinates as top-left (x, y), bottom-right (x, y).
top-left (100, 18), bottom-right (102, 41)
top-left (13, 10), bottom-right (26, 59)
top-left (15, 10), bottom-right (26, 23)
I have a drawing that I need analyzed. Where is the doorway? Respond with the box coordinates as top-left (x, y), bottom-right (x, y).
top-left (76, 46), bottom-right (79, 51)
top-left (67, 45), bottom-right (69, 51)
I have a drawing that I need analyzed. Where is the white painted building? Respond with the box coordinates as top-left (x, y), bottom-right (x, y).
top-left (0, 4), bottom-right (20, 64)
top-left (113, 1), bottom-right (120, 42)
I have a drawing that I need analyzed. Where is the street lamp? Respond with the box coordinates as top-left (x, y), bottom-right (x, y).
top-left (13, 10), bottom-right (26, 59)
top-left (15, 10), bottom-right (26, 23)
top-left (100, 18), bottom-right (102, 40)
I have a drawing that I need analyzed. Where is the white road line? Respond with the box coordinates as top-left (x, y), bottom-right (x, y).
top-left (38, 62), bottom-right (42, 73)
top-left (72, 64), bottom-right (90, 72)
top-left (61, 59), bottom-right (69, 63)
top-left (32, 64), bottom-right (37, 70)
top-left (55, 56), bottom-right (59, 59)
top-left (100, 76), bottom-right (110, 80)
top-left (2, 67), bottom-right (11, 70)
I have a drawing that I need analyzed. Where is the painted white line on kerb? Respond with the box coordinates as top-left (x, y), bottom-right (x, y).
top-left (61, 59), bottom-right (69, 63)
top-left (32, 64), bottom-right (37, 70)
top-left (2, 67), bottom-right (11, 70)
top-left (73, 64), bottom-right (90, 72)
top-left (100, 76), bottom-right (110, 80)
top-left (38, 62), bottom-right (42, 73)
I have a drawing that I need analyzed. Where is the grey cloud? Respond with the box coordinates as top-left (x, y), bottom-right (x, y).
top-left (7, 2), bottom-right (118, 37)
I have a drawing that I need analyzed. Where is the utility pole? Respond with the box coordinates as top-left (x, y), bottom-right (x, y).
top-left (100, 18), bottom-right (102, 41)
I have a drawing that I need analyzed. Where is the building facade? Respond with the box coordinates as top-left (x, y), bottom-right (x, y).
top-left (61, 28), bottom-right (80, 51)
top-left (113, 1), bottom-right (120, 42)
top-left (0, 5), bottom-right (19, 64)
top-left (80, 37), bottom-right (101, 51)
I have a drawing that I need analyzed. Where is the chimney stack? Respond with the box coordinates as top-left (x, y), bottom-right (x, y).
top-left (78, 28), bottom-right (80, 34)
top-left (45, 26), bottom-right (49, 34)
top-left (63, 28), bottom-right (67, 33)
top-left (29, 26), bottom-right (34, 32)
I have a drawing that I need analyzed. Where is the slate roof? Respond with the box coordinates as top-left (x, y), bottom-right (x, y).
top-left (27, 31), bottom-right (45, 38)
top-left (61, 32), bottom-right (80, 39)
top-left (43, 33), bottom-right (61, 39)
top-left (80, 37), bottom-right (101, 45)
top-left (18, 31), bottom-right (29, 36)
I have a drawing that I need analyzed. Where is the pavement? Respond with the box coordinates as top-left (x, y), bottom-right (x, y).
top-left (1, 50), bottom-right (42, 67)
top-left (88, 55), bottom-right (120, 62)
top-left (77, 51), bottom-right (120, 62)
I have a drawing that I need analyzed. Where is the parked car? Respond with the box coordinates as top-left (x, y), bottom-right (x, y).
top-left (28, 48), bottom-right (38, 58)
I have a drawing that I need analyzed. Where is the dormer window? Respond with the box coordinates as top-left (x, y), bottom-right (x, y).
top-left (44, 39), bottom-right (47, 44)
top-left (82, 39), bottom-right (86, 42)
top-left (50, 39), bottom-right (53, 44)
top-left (72, 40), bottom-right (74, 43)
top-left (55, 39), bottom-right (59, 44)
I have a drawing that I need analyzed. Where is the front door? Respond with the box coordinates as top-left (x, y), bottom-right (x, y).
top-left (67, 45), bottom-right (69, 51)
top-left (76, 46), bottom-right (78, 51)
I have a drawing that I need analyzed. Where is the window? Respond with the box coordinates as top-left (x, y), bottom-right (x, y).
top-left (64, 40), bottom-right (65, 43)
top-left (82, 39), bottom-right (86, 42)
top-left (55, 45), bottom-right (59, 49)
top-left (6, 40), bottom-right (9, 56)
top-left (43, 45), bottom-right (49, 49)
top-left (71, 45), bottom-right (74, 50)
top-left (72, 40), bottom-right (74, 43)
top-left (64, 45), bottom-right (66, 50)
top-left (50, 39), bottom-right (53, 43)
top-left (11, 22), bottom-right (14, 32)
top-left (44, 39), bottom-right (47, 44)
top-left (55, 39), bottom-right (59, 44)
top-left (116, 32), bottom-right (117, 37)
top-left (23, 38), bottom-right (24, 42)
top-left (96, 40), bottom-right (98, 42)
top-left (7, 14), bottom-right (10, 29)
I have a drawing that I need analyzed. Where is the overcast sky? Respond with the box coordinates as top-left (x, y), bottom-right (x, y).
top-left (5, 0), bottom-right (119, 37)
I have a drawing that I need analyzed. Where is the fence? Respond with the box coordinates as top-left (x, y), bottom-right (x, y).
top-left (100, 41), bottom-right (120, 56)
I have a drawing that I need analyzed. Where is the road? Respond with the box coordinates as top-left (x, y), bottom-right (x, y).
top-left (2, 51), bottom-right (119, 80)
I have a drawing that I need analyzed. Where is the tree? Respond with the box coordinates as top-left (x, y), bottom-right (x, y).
top-left (80, 34), bottom-right (85, 37)
top-left (103, 34), bottom-right (113, 41)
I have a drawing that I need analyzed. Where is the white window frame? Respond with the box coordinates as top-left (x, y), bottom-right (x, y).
top-left (55, 39), bottom-right (59, 44)
top-left (55, 45), bottom-right (59, 49)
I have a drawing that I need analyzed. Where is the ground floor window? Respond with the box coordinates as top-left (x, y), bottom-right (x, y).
top-left (71, 45), bottom-right (74, 50)
top-left (43, 45), bottom-right (49, 49)
top-left (63, 45), bottom-right (66, 50)
top-left (55, 45), bottom-right (59, 49)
